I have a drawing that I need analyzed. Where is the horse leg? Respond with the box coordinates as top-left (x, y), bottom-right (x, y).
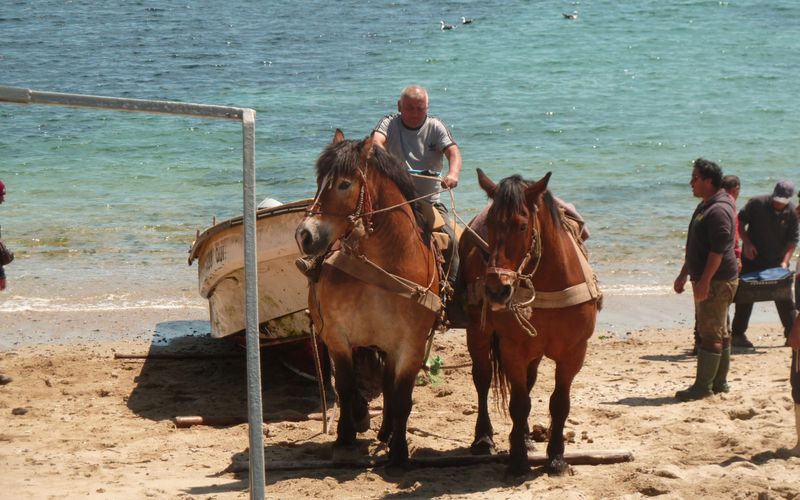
top-left (328, 350), bottom-right (360, 461)
top-left (524, 357), bottom-right (543, 452)
top-left (385, 363), bottom-right (417, 472)
top-left (507, 375), bottom-right (532, 476)
top-left (377, 357), bottom-right (395, 444)
top-left (546, 351), bottom-right (586, 475)
top-left (467, 325), bottom-right (496, 455)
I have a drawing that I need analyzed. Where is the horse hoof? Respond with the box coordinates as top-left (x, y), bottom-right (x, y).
top-left (470, 436), bottom-right (497, 456)
top-left (547, 458), bottom-right (570, 475)
top-left (525, 436), bottom-right (537, 452)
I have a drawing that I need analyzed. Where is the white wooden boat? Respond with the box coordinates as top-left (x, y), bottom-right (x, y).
top-left (188, 198), bottom-right (313, 344)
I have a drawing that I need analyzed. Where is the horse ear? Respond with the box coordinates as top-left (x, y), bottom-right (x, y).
top-left (477, 168), bottom-right (497, 198)
top-left (332, 129), bottom-right (345, 145)
top-left (525, 171), bottom-right (552, 205)
top-left (360, 135), bottom-right (374, 164)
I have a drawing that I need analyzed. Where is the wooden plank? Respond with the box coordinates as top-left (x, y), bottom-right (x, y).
top-left (250, 449), bottom-right (634, 472)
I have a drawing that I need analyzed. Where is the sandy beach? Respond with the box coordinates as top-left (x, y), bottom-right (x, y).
top-left (1, 301), bottom-right (799, 499)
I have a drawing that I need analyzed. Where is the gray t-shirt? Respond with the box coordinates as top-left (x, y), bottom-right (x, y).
top-left (373, 113), bottom-right (456, 203)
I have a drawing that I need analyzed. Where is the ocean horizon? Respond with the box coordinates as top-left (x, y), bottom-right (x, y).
top-left (2, 1), bottom-right (799, 326)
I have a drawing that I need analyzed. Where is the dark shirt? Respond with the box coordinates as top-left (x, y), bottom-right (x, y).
top-left (685, 190), bottom-right (738, 282)
top-left (739, 194), bottom-right (799, 270)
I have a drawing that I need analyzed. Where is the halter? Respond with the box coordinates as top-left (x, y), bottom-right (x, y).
top-left (305, 168), bottom-right (374, 233)
top-left (482, 210), bottom-right (543, 336)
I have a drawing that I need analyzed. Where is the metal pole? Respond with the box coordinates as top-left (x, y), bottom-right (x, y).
top-left (241, 109), bottom-right (266, 497)
top-left (0, 85), bottom-right (265, 499)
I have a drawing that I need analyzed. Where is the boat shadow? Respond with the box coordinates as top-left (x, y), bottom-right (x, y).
top-left (125, 320), bottom-right (328, 424)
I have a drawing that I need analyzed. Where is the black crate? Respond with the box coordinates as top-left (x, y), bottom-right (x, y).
top-left (734, 269), bottom-right (794, 304)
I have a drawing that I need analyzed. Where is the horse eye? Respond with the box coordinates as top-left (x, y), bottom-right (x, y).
top-left (337, 180), bottom-right (351, 190)
top-left (520, 223), bottom-right (528, 232)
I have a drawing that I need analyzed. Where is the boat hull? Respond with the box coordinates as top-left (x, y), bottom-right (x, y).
top-left (189, 199), bottom-right (312, 342)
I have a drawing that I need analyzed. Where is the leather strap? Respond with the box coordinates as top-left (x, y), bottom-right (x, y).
top-left (324, 250), bottom-right (442, 313)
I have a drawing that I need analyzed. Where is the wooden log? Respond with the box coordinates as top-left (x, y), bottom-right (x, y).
top-left (174, 416), bottom-right (249, 428)
top-left (173, 409), bottom-right (382, 428)
top-left (114, 352), bottom-right (241, 360)
top-left (228, 449), bottom-right (634, 472)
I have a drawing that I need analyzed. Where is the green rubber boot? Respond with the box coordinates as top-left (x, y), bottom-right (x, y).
top-left (675, 349), bottom-right (720, 401)
top-left (712, 345), bottom-right (731, 394)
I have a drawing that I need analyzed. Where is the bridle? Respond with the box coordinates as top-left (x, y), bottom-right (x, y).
top-left (305, 168), bottom-right (374, 233)
top-left (482, 207), bottom-right (543, 336)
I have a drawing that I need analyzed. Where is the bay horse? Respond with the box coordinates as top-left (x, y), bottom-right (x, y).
top-left (459, 168), bottom-right (599, 475)
top-left (294, 130), bottom-right (440, 469)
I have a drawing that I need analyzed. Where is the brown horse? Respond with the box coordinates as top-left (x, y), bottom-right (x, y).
top-left (459, 169), bottom-right (599, 475)
top-left (294, 130), bottom-right (440, 469)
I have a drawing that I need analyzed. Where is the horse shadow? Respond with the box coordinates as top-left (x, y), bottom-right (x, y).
top-left (263, 442), bottom-right (545, 493)
top-left (124, 320), bottom-right (333, 489)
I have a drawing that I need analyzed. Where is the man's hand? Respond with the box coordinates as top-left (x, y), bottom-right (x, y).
top-left (441, 174), bottom-right (458, 189)
top-left (742, 240), bottom-right (758, 261)
top-left (674, 274), bottom-right (687, 294)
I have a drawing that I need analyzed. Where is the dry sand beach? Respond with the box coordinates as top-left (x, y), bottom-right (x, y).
top-left (1, 301), bottom-right (799, 499)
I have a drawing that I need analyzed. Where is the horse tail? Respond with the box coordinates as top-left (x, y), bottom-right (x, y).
top-left (489, 333), bottom-right (509, 416)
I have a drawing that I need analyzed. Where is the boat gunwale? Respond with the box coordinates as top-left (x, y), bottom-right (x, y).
top-left (188, 198), bottom-right (312, 264)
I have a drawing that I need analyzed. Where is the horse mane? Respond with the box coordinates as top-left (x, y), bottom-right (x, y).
top-left (315, 137), bottom-right (430, 242)
top-left (489, 175), bottom-right (560, 227)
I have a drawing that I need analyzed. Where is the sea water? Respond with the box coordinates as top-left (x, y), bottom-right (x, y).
top-left (1, 0), bottom-right (799, 318)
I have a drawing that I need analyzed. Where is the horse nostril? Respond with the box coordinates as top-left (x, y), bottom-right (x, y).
top-left (295, 227), bottom-right (313, 253)
top-left (499, 284), bottom-right (512, 301)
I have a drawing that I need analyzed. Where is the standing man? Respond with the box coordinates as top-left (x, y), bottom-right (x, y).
top-left (787, 314), bottom-right (800, 455)
top-left (731, 180), bottom-right (798, 348)
top-left (674, 159), bottom-right (739, 401)
top-left (372, 84), bottom-right (462, 289)
top-left (0, 180), bottom-right (10, 386)
top-left (0, 180), bottom-right (7, 292)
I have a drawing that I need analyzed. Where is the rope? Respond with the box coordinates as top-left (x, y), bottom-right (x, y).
top-left (309, 320), bottom-right (329, 435)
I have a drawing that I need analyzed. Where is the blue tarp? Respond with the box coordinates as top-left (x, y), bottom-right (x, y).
top-left (739, 267), bottom-right (793, 282)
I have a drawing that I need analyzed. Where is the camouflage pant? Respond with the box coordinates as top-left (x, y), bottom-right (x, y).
top-left (694, 279), bottom-right (738, 344)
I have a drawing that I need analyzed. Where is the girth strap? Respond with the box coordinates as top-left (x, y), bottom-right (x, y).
top-left (324, 250), bottom-right (442, 313)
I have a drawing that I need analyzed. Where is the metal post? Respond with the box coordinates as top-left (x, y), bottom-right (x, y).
top-left (0, 85), bottom-right (266, 499)
top-left (241, 108), bottom-right (265, 497)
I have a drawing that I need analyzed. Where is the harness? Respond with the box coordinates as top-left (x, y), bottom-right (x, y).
top-left (307, 168), bottom-right (443, 316)
top-left (468, 207), bottom-right (602, 337)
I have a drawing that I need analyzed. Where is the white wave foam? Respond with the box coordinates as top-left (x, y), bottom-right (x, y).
top-left (0, 295), bottom-right (206, 313)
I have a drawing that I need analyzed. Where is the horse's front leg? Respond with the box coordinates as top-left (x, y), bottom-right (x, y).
top-left (329, 349), bottom-right (360, 461)
top-left (507, 375), bottom-right (532, 476)
top-left (467, 324), bottom-right (496, 455)
top-left (385, 363), bottom-right (417, 473)
top-left (547, 351), bottom-right (585, 475)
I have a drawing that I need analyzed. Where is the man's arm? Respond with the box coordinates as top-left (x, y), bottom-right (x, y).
top-left (674, 262), bottom-right (688, 294)
top-left (371, 130), bottom-right (387, 150)
top-left (441, 144), bottom-right (462, 189)
top-left (782, 243), bottom-right (796, 268)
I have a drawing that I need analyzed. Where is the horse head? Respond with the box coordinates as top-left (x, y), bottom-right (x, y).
top-left (295, 129), bottom-right (375, 257)
top-left (477, 168), bottom-right (551, 310)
